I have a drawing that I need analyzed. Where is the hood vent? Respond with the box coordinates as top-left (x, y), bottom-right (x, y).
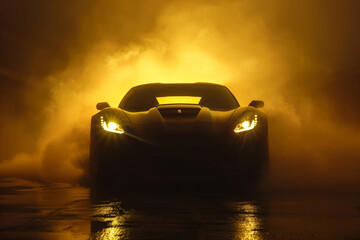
top-left (158, 105), bottom-right (201, 118)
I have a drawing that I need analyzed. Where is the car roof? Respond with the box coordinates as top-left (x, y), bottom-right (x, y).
top-left (130, 82), bottom-right (227, 90)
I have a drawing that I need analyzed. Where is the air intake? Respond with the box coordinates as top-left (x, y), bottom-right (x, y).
top-left (158, 105), bottom-right (201, 118)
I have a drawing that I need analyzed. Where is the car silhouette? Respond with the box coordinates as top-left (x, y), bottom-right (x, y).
top-left (90, 83), bottom-right (268, 192)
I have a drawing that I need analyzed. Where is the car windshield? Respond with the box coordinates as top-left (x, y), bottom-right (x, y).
top-left (119, 84), bottom-right (239, 111)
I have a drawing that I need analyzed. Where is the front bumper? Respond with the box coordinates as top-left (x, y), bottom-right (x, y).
top-left (91, 129), bottom-right (268, 181)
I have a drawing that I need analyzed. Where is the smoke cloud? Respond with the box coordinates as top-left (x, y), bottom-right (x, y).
top-left (1, 0), bottom-right (359, 191)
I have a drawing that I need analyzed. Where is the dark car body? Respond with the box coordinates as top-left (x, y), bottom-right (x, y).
top-left (90, 83), bottom-right (268, 192)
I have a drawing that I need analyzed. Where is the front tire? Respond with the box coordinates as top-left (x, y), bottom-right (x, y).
top-left (89, 136), bottom-right (130, 193)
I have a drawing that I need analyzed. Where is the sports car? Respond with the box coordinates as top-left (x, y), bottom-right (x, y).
top-left (90, 83), bottom-right (268, 191)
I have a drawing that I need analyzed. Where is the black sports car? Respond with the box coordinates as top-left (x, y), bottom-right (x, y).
top-left (90, 83), bottom-right (268, 191)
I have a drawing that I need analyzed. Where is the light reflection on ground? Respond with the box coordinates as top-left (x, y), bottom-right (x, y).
top-left (90, 197), bottom-right (268, 240)
top-left (235, 203), bottom-right (263, 240)
top-left (91, 201), bottom-right (130, 239)
top-left (0, 178), bottom-right (359, 240)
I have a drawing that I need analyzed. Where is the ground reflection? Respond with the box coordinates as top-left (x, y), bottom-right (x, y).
top-left (91, 201), bottom-right (130, 239)
top-left (90, 190), bottom-right (267, 240)
top-left (235, 203), bottom-right (264, 240)
top-left (1, 179), bottom-right (358, 239)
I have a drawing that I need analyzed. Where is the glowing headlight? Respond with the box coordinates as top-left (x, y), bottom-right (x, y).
top-left (100, 116), bottom-right (124, 134)
top-left (234, 114), bottom-right (258, 133)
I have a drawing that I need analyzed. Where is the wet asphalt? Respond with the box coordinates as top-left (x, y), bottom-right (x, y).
top-left (0, 178), bottom-right (359, 240)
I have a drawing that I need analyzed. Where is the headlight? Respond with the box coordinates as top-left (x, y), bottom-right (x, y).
top-left (234, 114), bottom-right (258, 133)
top-left (100, 116), bottom-right (124, 134)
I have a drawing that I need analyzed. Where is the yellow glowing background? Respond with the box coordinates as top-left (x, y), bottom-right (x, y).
top-left (0, 0), bottom-right (359, 191)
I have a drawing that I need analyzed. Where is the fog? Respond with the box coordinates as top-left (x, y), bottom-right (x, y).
top-left (1, 0), bottom-right (359, 191)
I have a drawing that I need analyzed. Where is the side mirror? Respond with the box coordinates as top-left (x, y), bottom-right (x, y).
top-left (249, 100), bottom-right (264, 108)
top-left (96, 102), bottom-right (110, 110)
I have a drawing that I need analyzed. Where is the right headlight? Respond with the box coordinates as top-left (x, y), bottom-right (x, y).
top-left (234, 113), bottom-right (258, 133)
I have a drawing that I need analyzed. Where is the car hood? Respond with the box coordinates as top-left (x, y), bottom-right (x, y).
top-left (124, 105), bottom-right (235, 124)
top-left (122, 105), bottom-right (236, 144)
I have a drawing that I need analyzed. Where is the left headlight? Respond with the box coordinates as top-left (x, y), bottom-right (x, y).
top-left (100, 116), bottom-right (124, 134)
top-left (234, 113), bottom-right (258, 133)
